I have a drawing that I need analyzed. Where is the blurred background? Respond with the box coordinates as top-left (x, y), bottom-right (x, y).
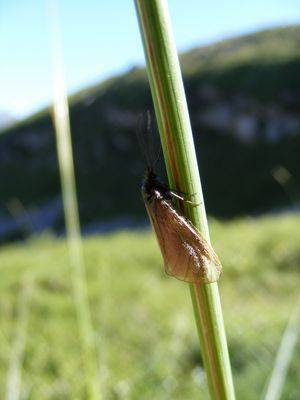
top-left (0, 1), bottom-right (299, 399)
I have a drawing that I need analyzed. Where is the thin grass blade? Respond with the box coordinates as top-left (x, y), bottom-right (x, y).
top-left (47, 1), bottom-right (100, 398)
top-left (263, 298), bottom-right (300, 400)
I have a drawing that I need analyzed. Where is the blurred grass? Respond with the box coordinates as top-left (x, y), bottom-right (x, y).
top-left (0, 214), bottom-right (299, 399)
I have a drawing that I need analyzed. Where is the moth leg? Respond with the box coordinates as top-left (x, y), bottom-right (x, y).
top-left (169, 188), bottom-right (197, 197)
top-left (169, 191), bottom-right (200, 207)
top-left (185, 199), bottom-right (200, 207)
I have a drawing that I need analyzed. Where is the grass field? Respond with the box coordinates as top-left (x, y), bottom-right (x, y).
top-left (0, 214), bottom-right (299, 399)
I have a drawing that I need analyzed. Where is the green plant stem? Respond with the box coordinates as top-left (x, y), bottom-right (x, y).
top-left (134, 1), bottom-right (235, 398)
top-left (48, 1), bottom-right (100, 398)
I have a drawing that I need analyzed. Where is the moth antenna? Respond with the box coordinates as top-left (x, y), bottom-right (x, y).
top-left (146, 110), bottom-right (151, 136)
top-left (146, 110), bottom-right (155, 168)
top-left (146, 110), bottom-right (163, 169)
top-left (153, 139), bottom-right (162, 169)
top-left (136, 110), bottom-right (162, 171)
top-left (136, 112), bottom-right (152, 168)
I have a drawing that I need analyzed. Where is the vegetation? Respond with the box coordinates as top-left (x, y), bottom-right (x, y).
top-left (0, 214), bottom-right (299, 399)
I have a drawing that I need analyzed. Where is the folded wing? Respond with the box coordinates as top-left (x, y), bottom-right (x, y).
top-left (145, 197), bottom-right (222, 284)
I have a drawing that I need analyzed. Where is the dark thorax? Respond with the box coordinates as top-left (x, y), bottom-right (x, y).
top-left (142, 167), bottom-right (172, 203)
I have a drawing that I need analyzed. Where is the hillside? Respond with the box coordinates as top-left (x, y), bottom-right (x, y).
top-left (0, 25), bottom-right (300, 240)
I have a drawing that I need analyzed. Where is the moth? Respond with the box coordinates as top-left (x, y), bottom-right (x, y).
top-left (142, 167), bottom-right (222, 284)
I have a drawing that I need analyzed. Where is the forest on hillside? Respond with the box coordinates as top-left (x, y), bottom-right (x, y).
top-left (0, 25), bottom-right (299, 241)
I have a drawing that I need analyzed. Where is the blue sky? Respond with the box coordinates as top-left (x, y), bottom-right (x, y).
top-left (1, 0), bottom-right (300, 119)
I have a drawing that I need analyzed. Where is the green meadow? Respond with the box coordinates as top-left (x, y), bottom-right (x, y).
top-left (0, 214), bottom-right (299, 399)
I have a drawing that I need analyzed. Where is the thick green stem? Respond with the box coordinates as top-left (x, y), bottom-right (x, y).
top-left (134, 1), bottom-right (235, 398)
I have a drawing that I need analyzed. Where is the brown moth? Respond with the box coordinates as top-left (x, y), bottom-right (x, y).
top-left (142, 167), bottom-right (222, 284)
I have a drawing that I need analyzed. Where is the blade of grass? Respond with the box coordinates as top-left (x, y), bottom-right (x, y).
top-left (0, 328), bottom-right (11, 356)
top-left (134, 1), bottom-right (235, 398)
top-left (6, 276), bottom-right (32, 400)
top-left (263, 298), bottom-right (300, 400)
top-left (47, 2), bottom-right (100, 398)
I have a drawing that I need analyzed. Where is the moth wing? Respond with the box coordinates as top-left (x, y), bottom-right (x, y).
top-left (145, 197), bottom-right (222, 284)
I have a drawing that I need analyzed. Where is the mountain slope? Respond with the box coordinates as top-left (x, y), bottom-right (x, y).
top-left (0, 25), bottom-right (299, 241)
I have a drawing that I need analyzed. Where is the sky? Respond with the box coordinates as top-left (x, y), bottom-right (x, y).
top-left (1, 0), bottom-right (300, 120)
